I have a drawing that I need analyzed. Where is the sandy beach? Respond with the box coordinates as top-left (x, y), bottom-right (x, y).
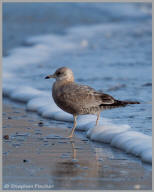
top-left (2, 99), bottom-right (152, 190)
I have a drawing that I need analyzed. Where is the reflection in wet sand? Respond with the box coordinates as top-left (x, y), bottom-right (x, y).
top-left (52, 140), bottom-right (101, 189)
top-left (51, 140), bottom-right (152, 190)
top-left (71, 141), bottom-right (77, 160)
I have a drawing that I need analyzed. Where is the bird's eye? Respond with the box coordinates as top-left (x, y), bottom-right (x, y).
top-left (57, 72), bottom-right (61, 75)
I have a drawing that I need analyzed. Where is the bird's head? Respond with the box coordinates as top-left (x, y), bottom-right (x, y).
top-left (45, 67), bottom-right (74, 82)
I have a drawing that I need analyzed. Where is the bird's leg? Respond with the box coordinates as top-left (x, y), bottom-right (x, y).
top-left (96, 112), bottom-right (100, 126)
top-left (67, 115), bottom-right (77, 138)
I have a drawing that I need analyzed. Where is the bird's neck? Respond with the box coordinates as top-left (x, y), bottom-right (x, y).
top-left (53, 79), bottom-right (73, 90)
top-left (56, 75), bottom-right (74, 82)
top-left (56, 78), bottom-right (74, 85)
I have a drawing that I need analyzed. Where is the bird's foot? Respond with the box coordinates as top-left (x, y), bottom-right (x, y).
top-left (65, 134), bottom-right (73, 139)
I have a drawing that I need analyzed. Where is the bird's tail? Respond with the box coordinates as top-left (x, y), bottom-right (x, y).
top-left (101, 100), bottom-right (140, 110)
top-left (115, 100), bottom-right (140, 106)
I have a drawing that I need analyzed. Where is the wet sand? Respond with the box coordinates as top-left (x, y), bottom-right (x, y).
top-left (3, 100), bottom-right (152, 190)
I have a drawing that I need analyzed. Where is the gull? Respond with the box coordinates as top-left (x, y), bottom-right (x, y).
top-left (45, 67), bottom-right (139, 138)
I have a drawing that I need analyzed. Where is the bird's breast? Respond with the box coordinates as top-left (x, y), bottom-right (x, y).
top-left (52, 82), bottom-right (77, 115)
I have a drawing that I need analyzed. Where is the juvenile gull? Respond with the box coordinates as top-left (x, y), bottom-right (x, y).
top-left (45, 67), bottom-right (139, 138)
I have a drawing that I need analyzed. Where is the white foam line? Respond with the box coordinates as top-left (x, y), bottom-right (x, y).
top-left (85, 123), bottom-right (152, 164)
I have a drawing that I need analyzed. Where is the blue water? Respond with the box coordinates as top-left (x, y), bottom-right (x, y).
top-left (3, 3), bottom-right (152, 137)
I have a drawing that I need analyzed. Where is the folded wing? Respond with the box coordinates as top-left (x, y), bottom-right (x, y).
top-left (60, 83), bottom-right (115, 109)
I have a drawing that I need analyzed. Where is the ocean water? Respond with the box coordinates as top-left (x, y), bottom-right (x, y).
top-left (3, 3), bottom-right (152, 163)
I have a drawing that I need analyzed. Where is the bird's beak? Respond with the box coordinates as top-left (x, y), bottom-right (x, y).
top-left (45, 74), bottom-right (56, 79)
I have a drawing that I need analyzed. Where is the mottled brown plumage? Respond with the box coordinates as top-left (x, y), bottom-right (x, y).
top-left (45, 67), bottom-right (139, 138)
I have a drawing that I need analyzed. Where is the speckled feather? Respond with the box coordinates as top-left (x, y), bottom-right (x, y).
top-left (52, 81), bottom-right (134, 115)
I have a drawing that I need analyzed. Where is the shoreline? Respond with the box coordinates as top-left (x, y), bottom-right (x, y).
top-left (2, 99), bottom-right (152, 190)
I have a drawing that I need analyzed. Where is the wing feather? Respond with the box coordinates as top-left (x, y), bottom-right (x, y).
top-left (60, 83), bottom-right (115, 108)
